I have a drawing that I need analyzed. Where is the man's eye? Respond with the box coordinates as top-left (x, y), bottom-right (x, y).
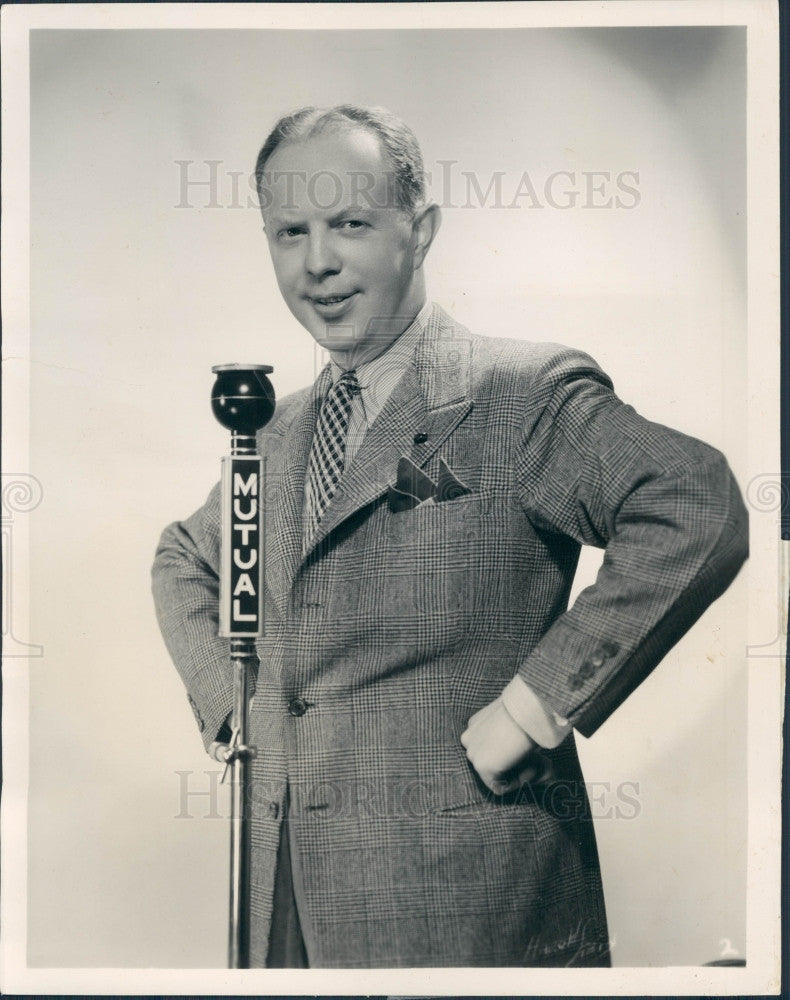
top-left (278, 227), bottom-right (304, 241)
top-left (340, 220), bottom-right (367, 231)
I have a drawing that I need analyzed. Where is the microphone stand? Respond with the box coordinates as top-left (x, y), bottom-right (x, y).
top-left (209, 363), bottom-right (275, 969)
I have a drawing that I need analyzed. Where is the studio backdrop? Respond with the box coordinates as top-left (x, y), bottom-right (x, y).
top-left (24, 23), bottom-right (747, 969)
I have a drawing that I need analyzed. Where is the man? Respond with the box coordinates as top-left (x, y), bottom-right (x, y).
top-left (152, 105), bottom-right (748, 968)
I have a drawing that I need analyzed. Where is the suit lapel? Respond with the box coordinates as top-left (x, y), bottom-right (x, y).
top-left (265, 306), bottom-right (475, 604)
top-left (305, 306), bottom-right (474, 556)
top-left (263, 369), bottom-right (330, 618)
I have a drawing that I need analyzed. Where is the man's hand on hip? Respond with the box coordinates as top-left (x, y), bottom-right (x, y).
top-left (461, 697), bottom-right (545, 795)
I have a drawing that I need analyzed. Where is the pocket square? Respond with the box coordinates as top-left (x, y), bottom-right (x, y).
top-left (387, 455), bottom-right (471, 512)
top-left (395, 456), bottom-right (437, 502)
top-left (435, 456), bottom-right (471, 502)
top-left (386, 484), bottom-right (422, 513)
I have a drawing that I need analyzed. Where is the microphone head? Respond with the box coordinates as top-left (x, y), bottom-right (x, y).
top-left (211, 364), bottom-right (276, 433)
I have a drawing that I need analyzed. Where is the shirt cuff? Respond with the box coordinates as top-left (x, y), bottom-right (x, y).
top-left (501, 676), bottom-right (573, 749)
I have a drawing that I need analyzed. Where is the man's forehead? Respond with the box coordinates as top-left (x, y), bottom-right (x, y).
top-left (260, 131), bottom-right (400, 215)
top-left (265, 126), bottom-right (387, 170)
top-left (261, 143), bottom-right (398, 215)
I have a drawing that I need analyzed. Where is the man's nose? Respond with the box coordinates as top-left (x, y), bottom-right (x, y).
top-left (305, 231), bottom-right (341, 279)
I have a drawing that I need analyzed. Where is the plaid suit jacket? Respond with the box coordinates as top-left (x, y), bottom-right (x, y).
top-left (152, 304), bottom-right (748, 967)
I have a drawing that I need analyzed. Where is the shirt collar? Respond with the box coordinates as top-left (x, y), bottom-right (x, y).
top-left (329, 300), bottom-right (432, 425)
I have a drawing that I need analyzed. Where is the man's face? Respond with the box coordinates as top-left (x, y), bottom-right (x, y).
top-left (260, 128), bottom-right (433, 367)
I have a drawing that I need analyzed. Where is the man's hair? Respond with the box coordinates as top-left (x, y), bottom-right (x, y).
top-left (254, 104), bottom-right (426, 215)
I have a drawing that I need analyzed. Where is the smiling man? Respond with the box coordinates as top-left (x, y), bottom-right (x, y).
top-left (258, 121), bottom-right (439, 368)
top-left (153, 105), bottom-right (748, 968)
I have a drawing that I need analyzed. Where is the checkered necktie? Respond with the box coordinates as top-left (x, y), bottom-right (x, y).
top-left (304, 369), bottom-right (359, 545)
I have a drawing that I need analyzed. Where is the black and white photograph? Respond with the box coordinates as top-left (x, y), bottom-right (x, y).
top-left (0, 0), bottom-right (782, 994)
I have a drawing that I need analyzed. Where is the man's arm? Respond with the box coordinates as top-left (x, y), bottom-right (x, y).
top-left (463, 348), bottom-right (748, 790)
top-left (152, 481), bottom-right (240, 751)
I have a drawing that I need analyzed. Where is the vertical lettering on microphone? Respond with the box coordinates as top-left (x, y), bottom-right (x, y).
top-left (219, 457), bottom-right (263, 637)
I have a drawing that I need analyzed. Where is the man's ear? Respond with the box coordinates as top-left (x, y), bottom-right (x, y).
top-left (411, 203), bottom-right (442, 270)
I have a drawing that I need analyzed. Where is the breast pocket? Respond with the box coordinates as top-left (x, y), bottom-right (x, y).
top-left (381, 491), bottom-right (490, 649)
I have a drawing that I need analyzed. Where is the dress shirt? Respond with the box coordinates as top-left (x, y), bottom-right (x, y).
top-left (333, 300), bottom-right (433, 469)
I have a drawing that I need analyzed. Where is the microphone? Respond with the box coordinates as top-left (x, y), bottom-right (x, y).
top-left (210, 362), bottom-right (275, 970)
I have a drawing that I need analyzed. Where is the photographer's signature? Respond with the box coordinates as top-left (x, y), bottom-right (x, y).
top-left (523, 919), bottom-right (615, 965)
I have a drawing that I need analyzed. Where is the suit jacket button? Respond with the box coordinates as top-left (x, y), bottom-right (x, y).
top-left (590, 651), bottom-right (605, 669)
top-left (601, 640), bottom-right (620, 657)
top-left (578, 661), bottom-right (594, 680)
top-left (413, 431), bottom-right (428, 444)
top-left (288, 697), bottom-right (307, 717)
top-left (268, 801), bottom-right (279, 819)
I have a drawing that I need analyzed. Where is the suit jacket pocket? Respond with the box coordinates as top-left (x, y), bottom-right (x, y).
top-left (386, 490), bottom-right (491, 542)
top-left (429, 741), bottom-right (566, 820)
top-left (382, 491), bottom-right (491, 648)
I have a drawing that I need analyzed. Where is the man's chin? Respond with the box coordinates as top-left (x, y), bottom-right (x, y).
top-left (308, 325), bottom-right (364, 354)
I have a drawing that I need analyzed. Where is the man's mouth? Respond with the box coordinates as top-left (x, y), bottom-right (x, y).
top-left (306, 291), bottom-right (359, 318)
top-left (309, 293), bottom-right (356, 306)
